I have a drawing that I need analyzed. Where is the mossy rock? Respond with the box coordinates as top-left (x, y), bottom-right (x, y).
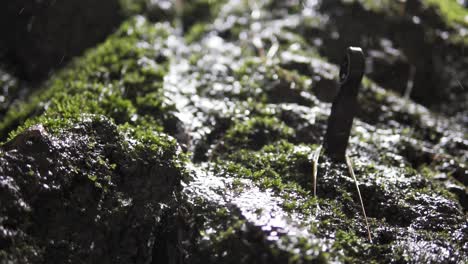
top-left (0, 17), bottom-right (177, 141)
top-left (0, 1), bottom-right (467, 263)
top-left (316, 0), bottom-right (468, 113)
top-left (0, 115), bottom-right (185, 263)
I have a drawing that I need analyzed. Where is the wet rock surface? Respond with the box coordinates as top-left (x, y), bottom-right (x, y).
top-left (0, 115), bottom-right (184, 263)
top-left (0, 0), bottom-right (467, 263)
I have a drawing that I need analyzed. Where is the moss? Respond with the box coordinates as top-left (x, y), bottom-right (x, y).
top-left (119, 0), bottom-right (227, 29)
top-left (424, 0), bottom-right (468, 45)
top-left (213, 141), bottom-right (309, 203)
top-left (221, 117), bottom-right (295, 152)
top-left (233, 58), bottom-right (313, 104)
top-left (331, 230), bottom-right (370, 262)
top-left (119, 0), bottom-right (147, 16)
top-left (203, 218), bottom-right (246, 245)
top-left (211, 147), bottom-right (377, 262)
top-left (185, 23), bottom-right (209, 44)
top-left (352, 0), bottom-right (468, 29)
top-left (352, 0), bottom-right (402, 14)
top-left (1, 0), bottom-right (467, 262)
top-left (222, 141), bottom-right (316, 188)
top-left (209, 127), bottom-right (466, 261)
top-left (425, 0), bottom-right (468, 27)
top-left (213, 140), bottom-right (317, 206)
top-left (181, 0), bottom-right (226, 30)
top-left (1, 16), bottom-right (173, 141)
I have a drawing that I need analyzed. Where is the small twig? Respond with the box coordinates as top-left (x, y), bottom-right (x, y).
top-left (311, 146), bottom-right (322, 197)
top-left (345, 154), bottom-right (372, 243)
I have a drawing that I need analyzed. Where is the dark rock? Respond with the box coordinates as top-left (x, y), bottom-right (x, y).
top-left (317, 0), bottom-right (468, 114)
top-left (0, 0), bottom-right (123, 81)
top-left (0, 115), bottom-right (183, 263)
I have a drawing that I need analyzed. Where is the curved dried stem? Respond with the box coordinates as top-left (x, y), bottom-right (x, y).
top-left (345, 154), bottom-right (372, 243)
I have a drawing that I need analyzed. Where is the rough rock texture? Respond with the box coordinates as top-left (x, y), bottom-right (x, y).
top-left (0, 116), bottom-right (184, 263)
top-left (0, 0), bottom-right (467, 263)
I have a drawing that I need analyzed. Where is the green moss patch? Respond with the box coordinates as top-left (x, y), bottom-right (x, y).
top-left (0, 17), bottom-right (174, 141)
top-left (425, 0), bottom-right (468, 27)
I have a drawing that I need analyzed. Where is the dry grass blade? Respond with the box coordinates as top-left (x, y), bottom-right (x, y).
top-left (312, 146), bottom-right (322, 197)
top-left (345, 154), bottom-right (372, 243)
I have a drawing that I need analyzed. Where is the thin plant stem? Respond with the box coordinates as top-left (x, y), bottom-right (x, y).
top-left (345, 154), bottom-right (372, 243)
top-left (312, 146), bottom-right (322, 197)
